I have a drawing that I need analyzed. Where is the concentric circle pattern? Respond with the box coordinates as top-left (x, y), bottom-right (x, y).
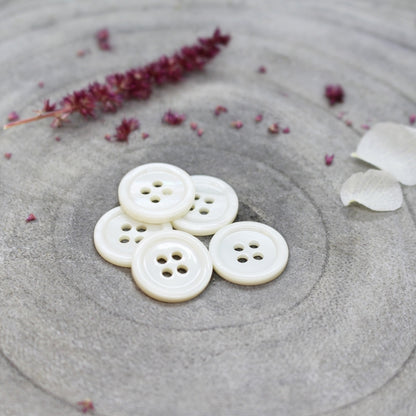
top-left (0, 1), bottom-right (416, 415)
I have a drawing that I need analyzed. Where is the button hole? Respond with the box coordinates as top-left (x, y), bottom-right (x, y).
top-left (249, 241), bottom-right (259, 249)
top-left (135, 236), bottom-right (143, 244)
top-left (151, 196), bottom-right (160, 203)
top-left (140, 187), bottom-right (150, 195)
top-left (121, 224), bottom-right (132, 231)
top-left (136, 225), bottom-right (147, 232)
top-left (157, 256), bottom-right (167, 264)
top-left (237, 255), bottom-right (248, 263)
top-left (253, 253), bottom-right (264, 260)
top-left (204, 198), bottom-right (214, 204)
top-left (162, 269), bottom-right (173, 278)
top-left (233, 244), bottom-right (244, 252)
top-left (119, 236), bottom-right (130, 244)
top-left (153, 181), bottom-right (163, 188)
top-left (199, 208), bottom-right (209, 215)
top-left (172, 252), bottom-right (182, 261)
top-left (177, 265), bottom-right (188, 274)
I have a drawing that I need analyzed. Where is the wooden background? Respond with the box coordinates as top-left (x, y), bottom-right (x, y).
top-left (1, 0), bottom-right (416, 415)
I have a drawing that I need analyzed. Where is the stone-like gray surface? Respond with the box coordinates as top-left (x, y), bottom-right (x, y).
top-left (1, 0), bottom-right (416, 415)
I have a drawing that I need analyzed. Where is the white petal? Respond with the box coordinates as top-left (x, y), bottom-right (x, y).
top-left (352, 122), bottom-right (416, 186)
top-left (340, 169), bottom-right (403, 211)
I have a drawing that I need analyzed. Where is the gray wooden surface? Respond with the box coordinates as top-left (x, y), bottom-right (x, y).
top-left (1, 1), bottom-right (416, 415)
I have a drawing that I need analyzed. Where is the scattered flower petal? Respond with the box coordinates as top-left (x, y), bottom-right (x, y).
top-left (38, 81), bottom-right (44, 88)
top-left (340, 169), bottom-right (402, 211)
top-left (4, 152), bottom-right (12, 159)
top-left (282, 127), bottom-right (290, 134)
top-left (352, 122), bottom-right (416, 186)
top-left (190, 122), bottom-right (198, 130)
top-left (104, 134), bottom-right (112, 141)
top-left (337, 111), bottom-right (346, 120)
top-left (96, 28), bottom-right (111, 51)
top-left (268, 123), bottom-right (279, 134)
top-left (231, 120), bottom-right (243, 129)
top-left (7, 111), bottom-right (19, 122)
top-left (214, 105), bottom-right (228, 116)
top-left (325, 154), bottom-right (334, 165)
top-left (361, 124), bottom-right (370, 130)
top-left (55, 136), bottom-right (61, 142)
top-left (26, 213), bottom-right (37, 222)
top-left (114, 118), bottom-right (140, 142)
top-left (141, 132), bottom-right (149, 139)
top-left (77, 399), bottom-right (94, 413)
top-left (162, 110), bottom-right (186, 125)
top-left (255, 114), bottom-right (263, 123)
top-left (410, 114), bottom-right (416, 125)
top-left (325, 84), bottom-right (344, 106)
top-left (258, 66), bottom-right (266, 74)
top-left (197, 128), bottom-right (204, 137)
top-left (344, 119), bottom-right (353, 127)
top-left (76, 49), bottom-right (89, 57)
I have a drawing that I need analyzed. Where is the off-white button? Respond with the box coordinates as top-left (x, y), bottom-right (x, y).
top-left (209, 221), bottom-right (289, 285)
top-left (172, 175), bottom-right (238, 236)
top-left (118, 163), bottom-right (195, 224)
top-left (131, 230), bottom-right (212, 302)
top-left (94, 206), bottom-right (172, 267)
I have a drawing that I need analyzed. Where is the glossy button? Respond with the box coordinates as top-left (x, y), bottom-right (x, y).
top-left (94, 206), bottom-right (172, 267)
top-left (209, 221), bottom-right (289, 285)
top-left (131, 230), bottom-right (212, 302)
top-left (118, 163), bottom-right (195, 224)
top-left (172, 175), bottom-right (238, 236)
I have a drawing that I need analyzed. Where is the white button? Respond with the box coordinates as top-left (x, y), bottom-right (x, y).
top-left (209, 221), bottom-right (289, 285)
top-left (172, 175), bottom-right (238, 236)
top-left (131, 230), bottom-right (212, 302)
top-left (118, 163), bottom-right (195, 224)
top-left (94, 206), bottom-right (172, 267)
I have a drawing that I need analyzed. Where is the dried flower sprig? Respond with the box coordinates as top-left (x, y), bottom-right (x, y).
top-left (162, 110), bottom-right (186, 125)
top-left (4, 28), bottom-right (230, 130)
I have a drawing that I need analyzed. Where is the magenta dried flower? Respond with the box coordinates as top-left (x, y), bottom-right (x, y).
top-left (231, 120), bottom-right (243, 129)
top-left (410, 114), bottom-right (416, 125)
top-left (214, 105), bottom-right (228, 116)
top-left (96, 28), bottom-right (111, 51)
top-left (162, 110), bottom-right (186, 125)
top-left (26, 213), bottom-right (36, 222)
top-left (190, 122), bottom-right (198, 130)
top-left (282, 127), bottom-right (290, 134)
top-left (4, 152), bottom-right (12, 159)
top-left (7, 111), bottom-right (19, 122)
top-left (141, 132), bottom-right (149, 139)
top-left (268, 123), bottom-right (279, 134)
top-left (325, 154), bottom-right (334, 166)
top-left (258, 66), bottom-right (266, 74)
top-left (197, 128), bottom-right (204, 137)
top-left (255, 114), bottom-right (263, 123)
top-left (77, 399), bottom-right (94, 413)
top-left (325, 84), bottom-right (344, 106)
top-left (114, 118), bottom-right (140, 142)
top-left (4, 29), bottom-right (230, 131)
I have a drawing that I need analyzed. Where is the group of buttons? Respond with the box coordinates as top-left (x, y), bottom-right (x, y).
top-left (94, 163), bottom-right (289, 302)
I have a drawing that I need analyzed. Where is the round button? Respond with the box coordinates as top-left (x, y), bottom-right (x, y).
top-left (209, 221), bottom-right (289, 285)
top-left (94, 207), bottom-right (172, 267)
top-left (118, 163), bottom-right (195, 224)
top-left (172, 175), bottom-right (239, 236)
top-left (131, 230), bottom-right (213, 303)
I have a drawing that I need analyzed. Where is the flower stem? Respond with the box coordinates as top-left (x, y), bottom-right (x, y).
top-left (3, 110), bottom-right (62, 130)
